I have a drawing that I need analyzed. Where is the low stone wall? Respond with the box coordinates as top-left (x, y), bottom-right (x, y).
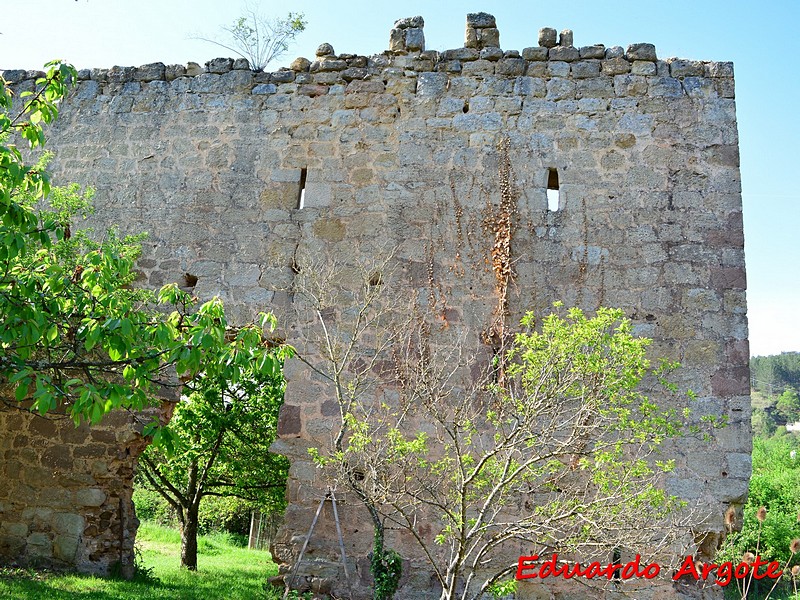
top-left (0, 404), bottom-right (148, 577)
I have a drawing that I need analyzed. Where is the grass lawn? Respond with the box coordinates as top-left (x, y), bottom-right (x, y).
top-left (0, 522), bottom-right (282, 599)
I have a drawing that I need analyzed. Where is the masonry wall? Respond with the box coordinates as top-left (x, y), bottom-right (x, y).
top-left (2, 12), bottom-right (749, 598)
top-left (0, 405), bottom-right (146, 577)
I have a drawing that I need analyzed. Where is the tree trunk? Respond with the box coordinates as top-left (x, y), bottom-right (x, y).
top-left (180, 502), bottom-right (200, 570)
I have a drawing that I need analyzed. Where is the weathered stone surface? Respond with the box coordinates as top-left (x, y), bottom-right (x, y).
top-left (290, 57), bottom-right (311, 72)
top-left (389, 28), bottom-right (405, 53)
top-left (316, 43), bottom-right (334, 57)
top-left (479, 27), bottom-right (500, 48)
top-left (405, 28), bottom-right (425, 51)
top-left (441, 48), bottom-right (479, 62)
top-left (185, 62), bottom-right (203, 76)
top-left (559, 29), bottom-right (574, 47)
top-left (548, 46), bottom-right (580, 62)
top-left (232, 58), bottom-right (250, 70)
top-left (466, 12), bottom-right (496, 28)
top-left (277, 405), bottom-right (302, 436)
top-left (522, 46), bottom-right (548, 61)
top-left (134, 63), bottom-right (165, 81)
top-left (670, 59), bottom-right (705, 77)
top-left (394, 15), bottom-right (424, 29)
top-left (631, 60), bottom-right (656, 75)
top-left (480, 47), bottom-right (504, 62)
top-left (2, 69), bottom-right (26, 84)
top-left (538, 27), bottom-right (557, 48)
top-left (205, 57), bottom-right (233, 74)
top-left (627, 43), bottom-right (657, 61)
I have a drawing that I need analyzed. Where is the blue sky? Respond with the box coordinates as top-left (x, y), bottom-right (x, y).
top-left (2, 0), bottom-right (797, 357)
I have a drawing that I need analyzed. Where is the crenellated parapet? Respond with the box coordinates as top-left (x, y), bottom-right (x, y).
top-left (3, 13), bottom-right (735, 104)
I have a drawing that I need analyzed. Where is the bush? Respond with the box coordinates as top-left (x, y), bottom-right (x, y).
top-left (133, 488), bottom-right (176, 526)
top-left (718, 435), bottom-right (800, 564)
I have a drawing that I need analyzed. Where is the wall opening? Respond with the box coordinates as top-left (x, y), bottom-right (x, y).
top-left (297, 168), bottom-right (307, 209)
top-left (547, 168), bottom-right (560, 212)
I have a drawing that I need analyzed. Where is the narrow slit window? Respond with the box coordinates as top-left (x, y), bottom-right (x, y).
top-left (297, 168), bottom-right (307, 209)
top-left (547, 168), bottom-right (560, 212)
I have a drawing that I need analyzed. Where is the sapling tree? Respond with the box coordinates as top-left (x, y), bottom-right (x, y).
top-left (138, 318), bottom-right (291, 570)
top-left (194, 4), bottom-right (307, 72)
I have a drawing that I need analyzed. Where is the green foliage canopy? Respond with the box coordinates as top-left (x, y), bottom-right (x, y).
top-left (0, 63), bottom-right (284, 443)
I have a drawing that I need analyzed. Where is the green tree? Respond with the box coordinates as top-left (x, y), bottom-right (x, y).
top-left (1, 63), bottom-right (284, 435)
top-left (753, 407), bottom-right (779, 438)
top-left (195, 5), bottom-right (307, 72)
top-left (313, 305), bottom-right (700, 600)
top-left (138, 320), bottom-right (290, 570)
top-left (717, 435), bottom-right (800, 582)
top-left (776, 388), bottom-right (800, 424)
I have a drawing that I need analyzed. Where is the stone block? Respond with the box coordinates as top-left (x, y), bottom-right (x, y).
top-left (405, 28), bottom-right (425, 52)
top-left (107, 66), bottom-right (136, 84)
top-left (558, 29), bottom-right (573, 47)
top-left (602, 57), bottom-right (631, 75)
top-left (316, 43), bottom-right (334, 57)
top-left (462, 60), bottom-right (495, 76)
top-left (417, 73), bottom-right (448, 98)
top-left (495, 58), bottom-right (526, 76)
top-left (547, 61), bottom-right (570, 77)
top-left (2, 69), bottom-right (27, 84)
top-left (521, 46), bottom-right (548, 61)
top-left (441, 48), bottom-right (479, 62)
top-left (648, 77), bottom-right (683, 97)
top-left (53, 513), bottom-right (85, 537)
top-left (614, 74), bottom-right (648, 97)
top-left (394, 15), bottom-right (424, 29)
top-left (252, 83), bottom-right (277, 95)
top-left (479, 47), bottom-right (504, 61)
top-left (513, 77), bottom-right (546, 97)
top-left (478, 27), bottom-right (500, 48)
top-left (708, 61), bottom-right (734, 78)
top-left (669, 59), bottom-right (705, 78)
top-left (605, 45), bottom-right (624, 59)
top-left (579, 44), bottom-right (605, 59)
top-left (53, 534), bottom-right (80, 562)
top-left (466, 12), bottom-right (496, 28)
top-left (546, 78), bottom-right (576, 101)
top-left (26, 533), bottom-right (52, 557)
top-left (205, 58), bottom-right (233, 74)
top-left (571, 61), bottom-right (600, 78)
top-left (538, 27), bottom-right (557, 48)
top-left (576, 78), bottom-right (614, 99)
top-left (631, 60), bottom-right (656, 75)
top-left (277, 404), bottom-right (302, 436)
top-left (548, 46), bottom-right (579, 62)
top-left (135, 62), bottom-right (165, 82)
top-left (346, 80), bottom-right (384, 94)
top-left (626, 43), bottom-right (657, 61)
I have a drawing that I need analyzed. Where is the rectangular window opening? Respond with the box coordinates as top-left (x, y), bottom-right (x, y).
top-left (547, 168), bottom-right (560, 212)
top-left (297, 168), bottom-right (307, 209)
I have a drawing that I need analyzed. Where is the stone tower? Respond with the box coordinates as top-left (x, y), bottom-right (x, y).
top-left (1, 12), bottom-right (747, 598)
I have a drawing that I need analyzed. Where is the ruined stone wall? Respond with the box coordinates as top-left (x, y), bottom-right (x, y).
top-left (0, 405), bottom-right (146, 577)
top-left (2, 11), bottom-right (748, 597)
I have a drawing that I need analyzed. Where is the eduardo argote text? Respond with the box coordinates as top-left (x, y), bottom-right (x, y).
top-left (516, 553), bottom-right (784, 586)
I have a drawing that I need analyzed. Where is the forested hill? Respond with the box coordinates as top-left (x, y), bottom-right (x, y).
top-left (751, 352), bottom-right (800, 396)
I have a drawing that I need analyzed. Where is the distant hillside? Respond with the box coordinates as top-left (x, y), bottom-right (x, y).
top-left (751, 352), bottom-right (800, 396)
